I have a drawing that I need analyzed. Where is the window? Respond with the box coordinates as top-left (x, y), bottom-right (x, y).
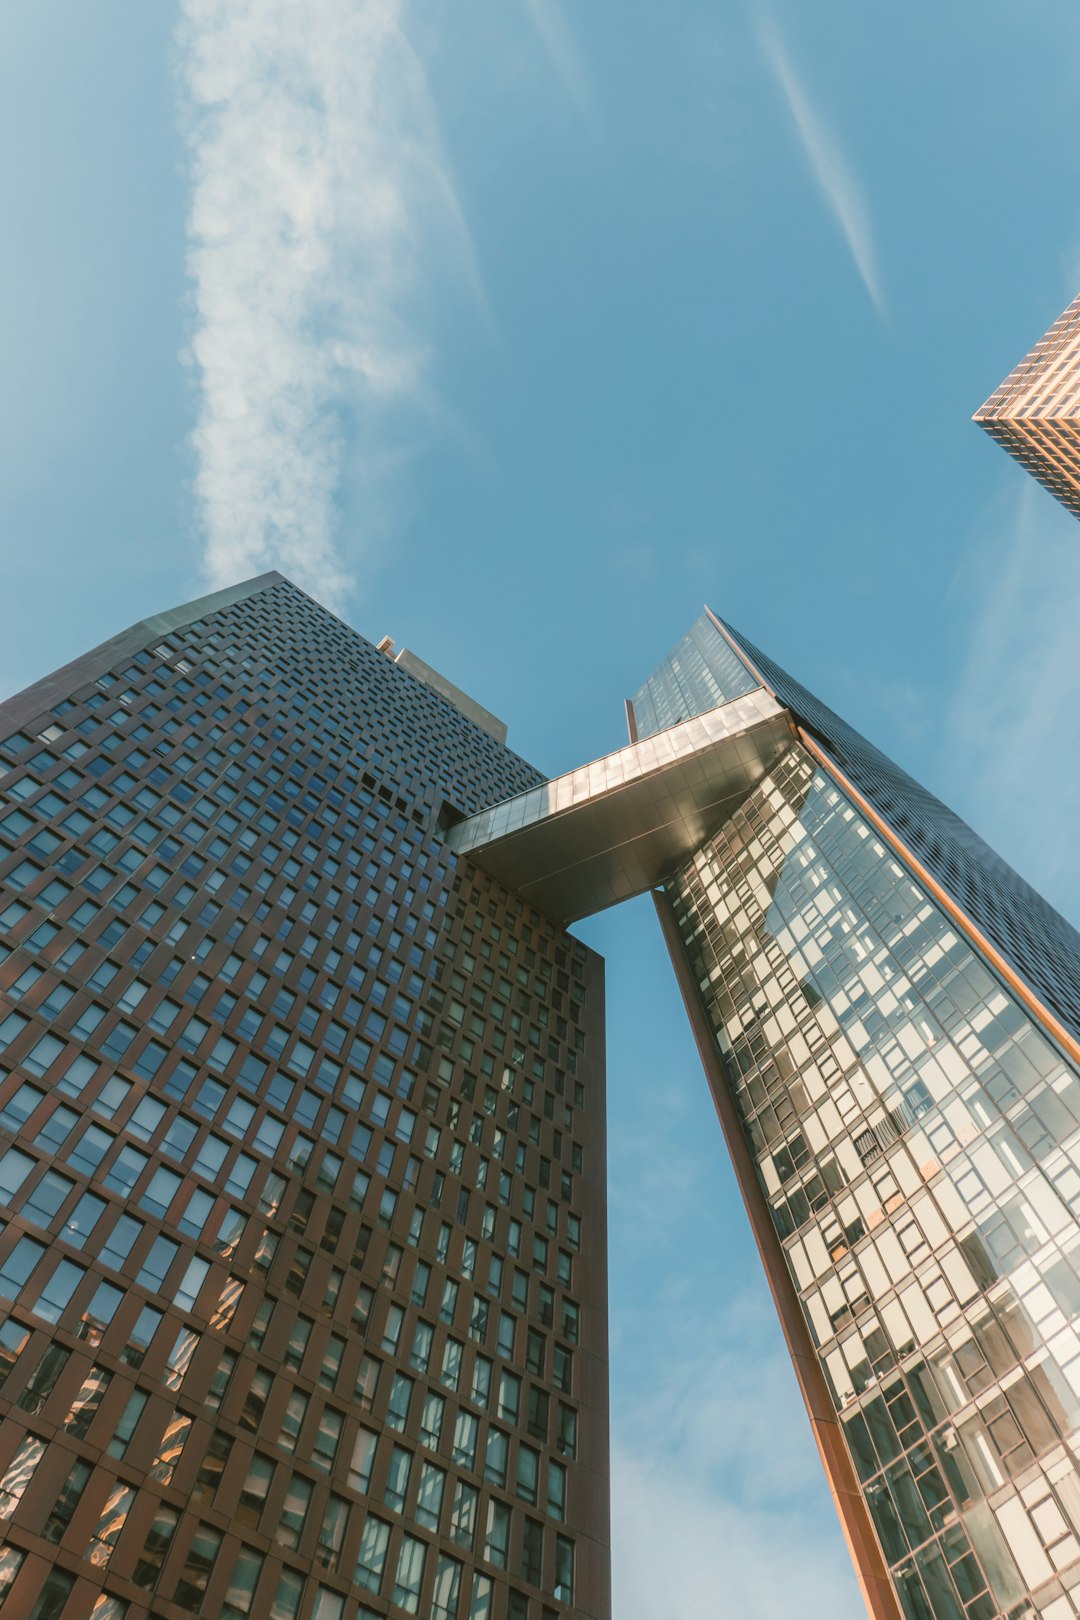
top-left (151, 1412), bottom-right (191, 1487)
top-left (393, 1534), bottom-right (426, 1614)
top-left (0, 1235), bottom-right (45, 1301)
top-left (554, 1533), bottom-right (575, 1602)
top-left (239, 1368), bottom-right (272, 1432)
top-left (279, 1474), bottom-right (312, 1550)
top-left (384, 1445), bottom-right (412, 1513)
top-left (526, 1330), bottom-right (545, 1376)
top-left (450, 1480), bottom-right (478, 1548)
top-left (132, 1502), bottom-right (180, 1588)
top-left (206, 1347), bottom-right (238, 1411)
top-left (485, 1428), bottom-right (509, 1487)
top-left (557, 1402), bottom-right (576, 1459)
top-left (355, 1516), bottom-right (391, 1593)
top-left (165, 1326), bottom-right (200, 1392)
top-left (270, 1565), bottom-right (304, 1620)
top-left (193, 1430), bottom-right (232, 1507)
top-left (122, 1304), bottom-right (162, 1370)
top-left (0, 1544), bottom-right (22, 1604)
top-left (14, 1164), bottom-right (64, 1228)
top-left (90, 1596), bottom-right (129, 1620)
top-left (18, 1344), bottom-right (70, 1414)
top-left (517, 1445), bottom-right (540, 1506)
top-left (279, 1390), bottom-right (308, 1452)
top-left (432, 1555), bottom-right (462, 1620)
top-left (416, 1461), bottom-right (445, 1532)
top-left (452, 1410), bottom-right (478, 1469)
top-left (546, 1459), bottom-right (566, 1521)
top-left (441, 1338), bottom-right (462, 1391)
top-left (470, 1573), bottom-right (493, 1620)
top-left (88, 1482), bottom-right (134, 1567)
top-left (100, 1213), bottom-right (141, 1271)
top-left (62, 1366), bottom-right (111, 1440)
top-left (0, 1433), bottom-right (45, 1517)
top-left (485, 1499), bottom-right (511, 1568)
top-left (136, 1233), bottom-right (177, 1293)
top-left (43, 1458), bottom-right (92, 1542)
top-left (28, 1570), bottom-right (75, 1620)
top-left (0, 1322), bottom-right (27, 1393)
top-left (237, 1453), bottom-right (274, 1529)
top-left (62, 1191), bottom-right (105, 1249)
top-left (521, 1516), bottom-right (544, 1586)
top-left (107, 1390), bottom-right (149, 1458)
top-left (386, 1372), bottom-right (412, 1432)
top-left (499, 1370), bottom-right (521, 1424)
top-left (222, 1544), bottom-right (264, 1620)
top-left (316, 1494), bottom-right (349, 1573)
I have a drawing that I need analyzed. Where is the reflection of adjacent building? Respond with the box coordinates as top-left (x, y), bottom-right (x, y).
top-left (975, 291), bottom-right (1080, 523)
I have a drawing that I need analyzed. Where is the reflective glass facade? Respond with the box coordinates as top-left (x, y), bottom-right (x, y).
top-left (637, 612), bottom-right (1080, 1620)
top-left (0, 575), bottom-right (609, 1620)
top-left (629, 612), bottom-right (759, 741)
top-left (719, 614), bottom-right (1080, 1052)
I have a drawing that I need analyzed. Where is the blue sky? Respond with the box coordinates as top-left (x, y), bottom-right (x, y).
top-left (4, 2), bottom-right (1080, 1613)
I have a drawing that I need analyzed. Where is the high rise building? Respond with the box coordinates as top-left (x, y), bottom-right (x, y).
top-left (0, 576), bottom-right (609, 1620)
top-left (454, 608), bottom-right (1080, 1620)
top-left (974, 291), bottom-right (1080, 522)
top-left (7, 574), bottom-right (1080, 1620)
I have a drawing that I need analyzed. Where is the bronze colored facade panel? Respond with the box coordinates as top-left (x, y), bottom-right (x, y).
top-left (0, 577), bottom-right (609, 1620)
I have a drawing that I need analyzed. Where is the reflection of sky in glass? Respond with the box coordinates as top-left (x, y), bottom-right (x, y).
top-left (631, 612), bottom-right (758, 741)
top-left (671, 746), bottom-right (1080, 1618)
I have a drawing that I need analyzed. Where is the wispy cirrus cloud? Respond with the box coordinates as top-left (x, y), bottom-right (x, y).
top-left (176, 0), bottom-right (482, 606)
top-left (941, 478), bottom-right (1080, 925)
top-left (524, 0), bottom-right (597, 131)
top-left (757, 13), bottom-right (885, 319)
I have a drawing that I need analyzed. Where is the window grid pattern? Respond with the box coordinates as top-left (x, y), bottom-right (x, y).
top-left (718, 613), bottom-right (1080, 1057)
top-left (669, 745), bottom-right (1080, 1620)
top-left (0, 577), bottom-right (606, 1620)
top-left (974, 291), bottom-right (1080, 526)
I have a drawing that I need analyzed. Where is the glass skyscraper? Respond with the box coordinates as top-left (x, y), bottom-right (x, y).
top-left (5, 573), bottom-right (1080, 1620)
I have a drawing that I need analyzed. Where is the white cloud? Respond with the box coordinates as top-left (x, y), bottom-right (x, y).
top-left (612, 1291), bottom-right (865, 1620)
top-left (757, 13), bottom-right (885, 319)
top-left (177, 0), bottom-right (481, 606)
top-left (941, 478), bottom-right (1080, 924)
top-left (524, 0), bottom-right (597, 131)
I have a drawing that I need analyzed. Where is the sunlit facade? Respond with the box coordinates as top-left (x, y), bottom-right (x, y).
top-left (640, 612), bottom-right (1080, 1620)
top-left (975, 291), bottom-right (1080, 523)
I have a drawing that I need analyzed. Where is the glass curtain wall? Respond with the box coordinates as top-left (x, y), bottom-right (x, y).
top-left (667, 744), bottom-right (1080, 1620)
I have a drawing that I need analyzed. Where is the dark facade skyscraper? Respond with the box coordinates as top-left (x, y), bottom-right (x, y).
top-left (0, 576), bottom-right (608, 1620)
top-left (6, 574), bottom-right (1080, 1620)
